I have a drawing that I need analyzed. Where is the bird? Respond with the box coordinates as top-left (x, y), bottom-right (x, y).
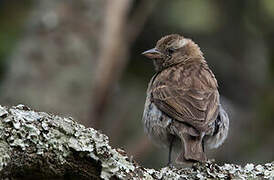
top-left (142, 34), bottom-right (229, 166)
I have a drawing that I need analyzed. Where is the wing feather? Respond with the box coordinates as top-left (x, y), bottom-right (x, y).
top-left (150, 62), bottom-right (219, 132)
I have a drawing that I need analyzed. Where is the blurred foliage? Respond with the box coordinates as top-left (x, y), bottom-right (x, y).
top-left (166, 1), bottom-right (221, 33)
top-left (0, 0), bottom-right (33, 80)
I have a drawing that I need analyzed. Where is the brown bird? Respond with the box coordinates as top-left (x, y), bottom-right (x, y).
top-left (142, 34), bottom-right (229, 165)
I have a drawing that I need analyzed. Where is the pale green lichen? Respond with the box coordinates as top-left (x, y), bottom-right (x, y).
top-left (142, 161), bottom-right (274, 180)
top-left (0, 141), bottom-right (10, 171)
top-left (0, 104), bottom-right (274, 179)
top-left (0, 104), bottom-right (140, 179)
top-left (0, 106), bottom-right (8, 117)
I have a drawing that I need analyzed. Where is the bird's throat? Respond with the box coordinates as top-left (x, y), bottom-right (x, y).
top-left (153, 59), bottom-right (165, 72)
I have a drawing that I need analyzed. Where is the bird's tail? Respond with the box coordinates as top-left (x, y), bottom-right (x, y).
top-left (176, 133), bottom-right (207, 163)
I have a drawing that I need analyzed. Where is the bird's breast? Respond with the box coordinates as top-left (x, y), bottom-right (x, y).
top-left (142, 92), bottom-right (173, 148)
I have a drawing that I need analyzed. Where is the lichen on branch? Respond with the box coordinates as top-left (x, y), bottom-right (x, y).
top-left (0, 104), bottom-right (273, 179)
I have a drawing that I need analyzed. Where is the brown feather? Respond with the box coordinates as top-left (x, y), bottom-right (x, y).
top-left (149, 60), bottom-right (219, 132)
top-left (142, 34), bottom-right (228, 164)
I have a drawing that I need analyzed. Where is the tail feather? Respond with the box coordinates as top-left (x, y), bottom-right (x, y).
top-left (176, 133), bottom-right (207, 163)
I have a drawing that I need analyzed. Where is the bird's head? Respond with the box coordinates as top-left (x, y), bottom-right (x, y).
top-left (142, 34), bottom-right (203, 72)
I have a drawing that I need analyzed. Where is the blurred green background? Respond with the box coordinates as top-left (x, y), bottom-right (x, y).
top-left (0, 0), bottom-right (273, 168)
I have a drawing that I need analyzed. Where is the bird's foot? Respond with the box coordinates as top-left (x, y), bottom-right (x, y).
top-left (167, 162), bottom-right (175, 169)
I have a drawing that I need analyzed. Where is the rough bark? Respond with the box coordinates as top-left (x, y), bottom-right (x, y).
top-left (0, 104), bottom-right (273, 179)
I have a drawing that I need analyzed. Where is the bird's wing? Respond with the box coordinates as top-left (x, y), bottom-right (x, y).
top-left (150, 62), bottom-right (219, 132)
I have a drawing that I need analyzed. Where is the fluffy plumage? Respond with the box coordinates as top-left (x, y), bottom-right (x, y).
top-left (142, 34), bottom-right (229, 164)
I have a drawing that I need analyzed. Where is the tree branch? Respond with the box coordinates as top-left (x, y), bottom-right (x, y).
top-left (91, 0), bottom-right (132, 128)
top-left (0, 104), bottom-right (273, 179)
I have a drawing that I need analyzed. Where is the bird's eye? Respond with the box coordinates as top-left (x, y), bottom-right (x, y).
top-left (167, 48), bottom-right (175, 55)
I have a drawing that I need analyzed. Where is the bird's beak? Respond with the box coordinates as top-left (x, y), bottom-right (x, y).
top-left (142, 48), bottom-right (163, 59)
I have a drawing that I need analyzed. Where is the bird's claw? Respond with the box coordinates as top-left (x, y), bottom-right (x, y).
top-left (167, 163), bottom-right (175, 169)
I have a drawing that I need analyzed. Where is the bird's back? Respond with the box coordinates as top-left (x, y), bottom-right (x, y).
top-left (149, 60), bottom-right (219, 133)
